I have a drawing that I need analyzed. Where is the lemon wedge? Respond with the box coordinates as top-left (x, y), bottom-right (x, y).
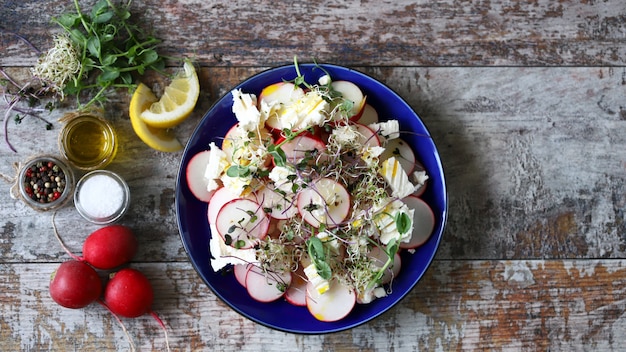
top-left (140, 60), bottom-right (200, 128)
top-left (129, 83), bottom-right (184, 152)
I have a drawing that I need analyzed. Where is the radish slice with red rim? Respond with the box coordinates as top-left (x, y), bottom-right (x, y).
top-left (215, 198), bottom-right (270, 249)
top-left (400, 195), bottom-right (435, 249)
top-left (306, 279), bottom-right (356, 322)
top-left (357, 104), bottom-right (379, 125)
top-left (207, 187), bottom-right (240, 224)
top-left (297, 177), bottom-right (351, 228)
top-left (284, 265), bottom-right (307, 306)
top-left (245, 265), bottom-right (292, 303)
top-left (380, 138), bottom-right (416, 175)
top-left (186, 150), bottom-right (215, 202)
top-left (256, 184), bottom-right (298, 220)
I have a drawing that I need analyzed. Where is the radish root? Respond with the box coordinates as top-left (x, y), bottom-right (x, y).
top-left (150, 311), bottom-right (171, 352)
top-left (51, 211), bottom-right (82, 261)
top-left (98, 300), bottom-right (137, 352)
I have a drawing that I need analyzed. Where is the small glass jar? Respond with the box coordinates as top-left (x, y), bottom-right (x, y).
top-left (15, 155), bottom-right (74, 211)
top-left (58, 113), bottom-right (118, 171)
top-left (74, 170), bottom-right (130, 225)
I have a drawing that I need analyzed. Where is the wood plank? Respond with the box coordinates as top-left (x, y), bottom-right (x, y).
top-left (2, 0), bottom-right (626, 67)
top-left (0, 66), bottom-right (624, 262)
top-left (2, 259), bottom-right (626, 351)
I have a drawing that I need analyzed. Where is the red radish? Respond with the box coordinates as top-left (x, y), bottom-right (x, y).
top-left (82, 225), bottom-right (138, 270)
top-left (331, 80), bottom-right (366, 120)
top-left (367, 246), bottom-right (402, 285)
top-left (52, 214), bottom-right (137, 270)
top-left (256, 184), bottom-right (298, 220)
top-left (357, 104), bottom-right (379, 125)
top-left (297, 177), bottom-right (351, 228)
top-left (186, 150), bottom-right (215, 202)
top-left (380, 138), bottom-right (416, 175)
top-left (215, 198), bottom-right (270, 248)
top-left (353, 122), bottom-right (381, 148)
top-left (400, 195), bottom-right (436, 249)
top-left (207, 186), bottom-right (240, 224)
top-left (104, 268), bottom-right (170, 351)
top-left (233, 263), bottom-right (252, 287)
top-left (306, 279), bottom-right (356, 322)
top-left (284, 265), bottom-right (307, 306)
top-left (245, 265), bottom-right (292, 302)
top-left (275, 132), bottom-right (327, 165)
top-left (49, 260), bottom-right (102, 309)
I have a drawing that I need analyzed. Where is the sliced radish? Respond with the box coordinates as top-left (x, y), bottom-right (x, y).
top-left (297, 177), bottom-right (351, 228)
top-left (306, 279), bottom-right (356, 322)
top-left (284, 265), bottom-right (307, 306)
top-left (367, 246), bottom-right (402, 285)
top-left (331, 80), bottom-right (366, 120)
top-left (276, 132), bottom-right (327, 165)
top-left (256, 184), bottom-right (298, 220)
top-left (186, 150), bottom-right (215, 202)
top-left (380, 138), bottom-right (417, 175)
top-left (353, 122), bottom-right (381, 148)
top-left (357, 104), bottom-right (379, 125)
top-left (246, 265), bottom-right (292, 303)
top-left (233, 263), bottom-right (252, 288)
top-left (221, 123), bottom-right (273, 163)
top-left (400, 195), bottom-right (435, 249)
top-left (259, 82), bottom-right (305, 131)
top-left (215, 198), bottom-right (270, 249)
top-left (207, 187), bottom-right (240, 224)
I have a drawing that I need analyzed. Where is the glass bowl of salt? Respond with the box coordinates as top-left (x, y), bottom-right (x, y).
top-left (74, 170), bottom-right (130, 225)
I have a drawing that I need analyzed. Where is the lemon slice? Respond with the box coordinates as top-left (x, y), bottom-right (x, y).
top-left (140, 60), bottom-right (200, 128)
top-left (129, 83), bottom-right (184, 152)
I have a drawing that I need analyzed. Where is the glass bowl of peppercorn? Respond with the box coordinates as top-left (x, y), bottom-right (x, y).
top-left (17, 155), bottom-right (74, 211)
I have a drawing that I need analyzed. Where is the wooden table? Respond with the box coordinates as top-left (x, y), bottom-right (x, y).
top-left (1, 0), bottom-right (625, 350)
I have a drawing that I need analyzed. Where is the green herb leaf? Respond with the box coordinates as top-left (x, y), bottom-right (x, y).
top-left (86, 36), bottom-right (101, 59)
top-left (395, 211), bottom-right (412, 235)
top-left (226, 165), bottom-right (251, 178)
top-left (268, 144), bottom-right (287, 167)
top-left (315, 260), bottom-right (332, 280)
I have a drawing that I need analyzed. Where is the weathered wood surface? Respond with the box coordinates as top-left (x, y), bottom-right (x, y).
top-left (2, 0), bottom-right (626, 67)
top-left (4, 260), bottom-right (626, 351)
top-left (1, 0), bottom-right (626, 350)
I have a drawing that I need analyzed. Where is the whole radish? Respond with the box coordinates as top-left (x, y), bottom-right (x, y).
top-left (49, 260), bottom-right (102, 309)
top-left (82, 225), bottom-right (138, 270)
top-left (104, 268), bottom-right (154, 317)
top-left (52, 215), bottom-right (137, 270)
top-left (104, 268), bottom-right (170, 351)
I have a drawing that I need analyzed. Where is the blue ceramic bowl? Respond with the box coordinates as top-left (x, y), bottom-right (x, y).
top-left (176, 63), bottom-right (447, 334)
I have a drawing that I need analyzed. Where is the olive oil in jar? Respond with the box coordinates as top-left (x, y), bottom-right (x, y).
top-left (59, 114), bottom-right (118, 171)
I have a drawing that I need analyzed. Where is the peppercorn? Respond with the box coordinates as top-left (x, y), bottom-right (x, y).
top-left (22, 159), bottom-right (67, 204)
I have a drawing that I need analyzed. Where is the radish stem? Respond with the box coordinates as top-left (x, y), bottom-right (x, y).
top-left (51, 211), bottom-right (82, 261)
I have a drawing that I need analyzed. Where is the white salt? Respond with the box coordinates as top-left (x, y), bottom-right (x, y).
top-left (78, 174), bottom-right (124, 219)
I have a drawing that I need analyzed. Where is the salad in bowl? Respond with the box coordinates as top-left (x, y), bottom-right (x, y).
top-left (177, 61), bottom-right (447, 333)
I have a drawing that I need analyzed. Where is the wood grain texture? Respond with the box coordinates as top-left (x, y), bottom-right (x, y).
top-left (3, 260), bottom-right (626, 351)
top-left (1, 0), bottom-right (626, 67)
